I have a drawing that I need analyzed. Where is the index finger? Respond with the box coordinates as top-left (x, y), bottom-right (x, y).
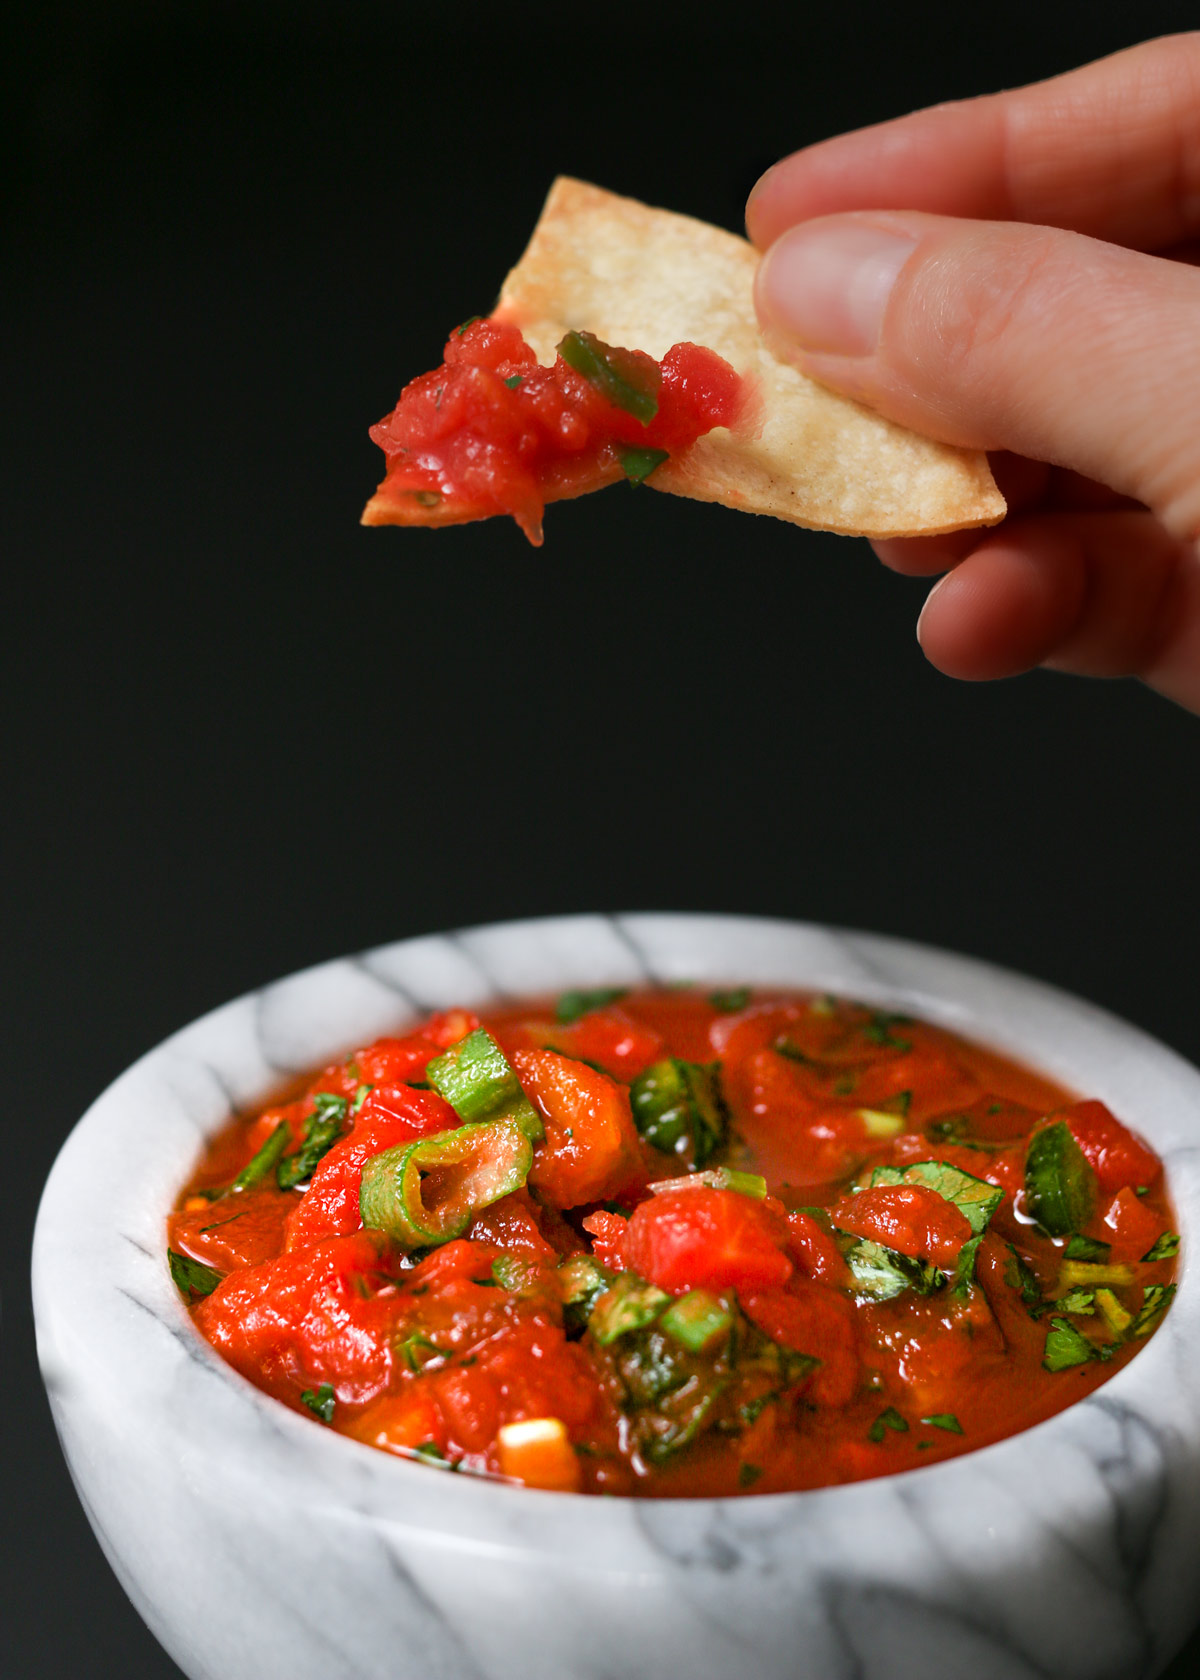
top-left (747, 34), bottom-right (1200, 256)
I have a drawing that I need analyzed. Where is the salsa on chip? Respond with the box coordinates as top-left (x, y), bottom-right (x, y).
top-left (363, 179), bottom-right (1005, 545)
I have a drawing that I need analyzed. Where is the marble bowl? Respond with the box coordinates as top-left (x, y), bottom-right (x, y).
top-left (33, 913), bottom-right (1200, 1680)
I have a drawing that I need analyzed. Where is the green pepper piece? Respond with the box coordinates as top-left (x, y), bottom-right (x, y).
top-left (557, 330), bottom-right (660, 423)
top-left (1025, 1121), bottom-right (1096, 1236)
top-left (661, 1289), bottom-right (733, 1353)
top-left (231, 1119), bottom-right (291, 1192)
top-left (359, 1117), bottom-right (532, 1250)
top-left (426, 1029), bottom-right (543, 1143)
top-left (629, 1058), bottom-right (728, 1166)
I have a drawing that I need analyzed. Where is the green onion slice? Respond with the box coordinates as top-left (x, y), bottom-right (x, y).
top-left (661, 1289), bottom-right (733, 1353)
top-left (557, 330), bottom-right (660, 423)
top-left (425, 1029), bottom-right (543, 1143)
top-left (630, 1058), bottom-right (728, 1166)
top-left (359, 1117), bottom-right (533, 1250)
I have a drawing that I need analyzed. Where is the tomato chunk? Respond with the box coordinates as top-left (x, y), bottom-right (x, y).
top-left (1102, 1185), bottom-right (1165, 1261)
top-left (284, 1083), bottom-right (456, 1248)
top-left (742, 1280), bottom-right (860, 1406)
top-left (622, 1187), bottom-right (792, 1294)
top-left (195, 1230), bottom-right (404, 1406)
top-left (1062, 1101), bottom-right (1161, 1193)
top-left (832, 1184), bottom-right (973, 1268)
top-left (514, 1049), bottom-right (642, 1208)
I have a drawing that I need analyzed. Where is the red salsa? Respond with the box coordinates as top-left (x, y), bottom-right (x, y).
top-left (169, 990), bottom-right (1178, 1497)
top-left (363, 318), bottom-right (746, 544)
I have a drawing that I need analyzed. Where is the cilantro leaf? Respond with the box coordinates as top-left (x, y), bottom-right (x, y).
top-left (1142, 1233), bottom-right (1179, 1263)
top-left (555, 988), bottom-right (628, 1025)
top-left (301, 1383), bottom-right (336, 1424)
top-left (1043, 1316), bottom-right (1099, 1372)
top-left (1132, 1283), bottom-right (1176, 1337)
top-left (708, 988), bottom-right (751, 1014)
top-left (277, 1092), bottom-right (347, 1191)
top-left (868, 1406), bottom-right (909, 1442)
top-left (920, 1413), bottom-right (964, 1434)
top-left (168, 1249), bottom-right (222, 1299)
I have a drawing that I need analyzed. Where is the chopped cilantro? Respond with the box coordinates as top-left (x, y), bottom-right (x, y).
top-left (1131, 1283), bottom-right (1176, 1337)
top-left (230, 1119), bottom-right (290, 1192)
top-left (1043, 1316), bottom-right (1099, 1372)
top-left (504, 374), bottom-right (523, 389)
top-left (862, 1011), bottom-right (913, 1052)
top-left (1056, 1287), bottom-right (1096, 1315)
top-left (278, 1092), bottom-right (347, 1191)
top-left (1142, 1233), bottom-right (1179, 1263)
top-left (454, 316), bottom-right (482, 336)
top-left (301, 1383), bottom-right (336, 1424)
top-left (920, 1413), bottom-right (964, 1434)
top-left (555, 987), bottom-right (628, 1024)
top-left (708, 988), bottom-right (751, 1014)
top-left (868, 1406), bottom-right (908, 1442)
top-left (1004, 1245), bottom-right (1047, 1317)
top-left (615, 443), bottom-right (669, 484)
top-left (1065, 1233), bottom-right (1111, 1262)
top-left (738, 1462), bottom-right (764, 1488)
top-left (168, 1249), bottom-right (222, 1299)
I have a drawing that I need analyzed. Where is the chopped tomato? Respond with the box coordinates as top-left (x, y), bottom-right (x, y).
top-left (1102, 1185), bottom-right (1165, 1261)
top-left (170, 1184), bottom-right (296, 1271)
top-left (284, 1083), bottom-right (455, 1249)
top-left (514, 1049), bottom-right (643, 1208)
top-left (832, 1183), bottom-right (973, 1267)
top-left (1062, 1100), bottom-right (1161, 1193)
top-left (561, 1007), bottom-right (664, 1080)
top-left (468, 1188), bottom-right (562, 1263)
top-left (735, 1049), bottom-right (873, 1186)
top-left (580, 1209), bottom-right (628, 1271)
top-left (346, 1388), bottom-right (447, 1457)
top-left (195, 1230), bottom-right (404, 1406)
top-left (785, 1210), bottom-right (849, 1285)
top-left (741, 1280), bottom-right (859, 1406)
top-left (622, 1187), bottom-right (792, 1294)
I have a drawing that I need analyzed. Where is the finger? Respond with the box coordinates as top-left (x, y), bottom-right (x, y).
top-left (872, 455), bottom-right (1050, 574)
top-left (747, 34), bottom-right (1200, 255)
top-left (754, 212), bottom-right (1200, 543)
top-left (915, 512), bottom-right (1193, 697)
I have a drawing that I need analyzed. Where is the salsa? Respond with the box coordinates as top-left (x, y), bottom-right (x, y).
top-left (168, 989), bottom-right (1178, 1497)
top-left (362, 318), bottom-right (747, 544)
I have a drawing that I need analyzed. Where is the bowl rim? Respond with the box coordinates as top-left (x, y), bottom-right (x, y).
top-left (32, 910), bottom-right (1200, 1537)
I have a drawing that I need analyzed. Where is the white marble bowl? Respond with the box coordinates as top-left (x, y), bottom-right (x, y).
top-left (33, 913), bottom-right (1200, 1680)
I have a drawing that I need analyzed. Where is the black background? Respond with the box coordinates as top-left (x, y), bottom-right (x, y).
top-left (6, 3), bottom-right (1200, 1676)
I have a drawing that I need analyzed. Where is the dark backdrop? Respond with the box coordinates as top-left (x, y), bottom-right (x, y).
top-left (6, 4), bottom-right (1199, 1676)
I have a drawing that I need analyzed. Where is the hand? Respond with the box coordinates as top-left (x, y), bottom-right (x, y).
top-left (747, 35), bottom-right (1200, 714)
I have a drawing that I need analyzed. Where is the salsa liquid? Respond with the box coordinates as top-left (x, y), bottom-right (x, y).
top-left (169, 989), bottom-right (1177, 1496)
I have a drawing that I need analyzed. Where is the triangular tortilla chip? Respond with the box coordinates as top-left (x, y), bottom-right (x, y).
top-left (493, 177), bottom-right (1004, 538)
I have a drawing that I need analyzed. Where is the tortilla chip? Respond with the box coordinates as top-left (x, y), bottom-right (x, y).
top-left (493, 178), bottom-right (1004, 538)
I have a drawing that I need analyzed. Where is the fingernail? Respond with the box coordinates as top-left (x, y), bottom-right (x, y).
top-left (757, 221), bottom-right (918, 357)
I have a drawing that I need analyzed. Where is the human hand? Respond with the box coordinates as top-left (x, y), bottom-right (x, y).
top-left (747, 35), bottom-right (1200, 714)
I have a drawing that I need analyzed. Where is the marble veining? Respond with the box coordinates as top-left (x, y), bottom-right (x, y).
top-left (32, 913), bottom-right (1200, 1680)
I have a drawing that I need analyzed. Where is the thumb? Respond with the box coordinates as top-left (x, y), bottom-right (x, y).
top-left (755, 212), bottom-right (1200, 542)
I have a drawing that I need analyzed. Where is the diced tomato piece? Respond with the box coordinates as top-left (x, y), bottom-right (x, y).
top-left (170, 1185), bottom-right (296, 1272)
top-left (851, 1047), bottom-right (982, 1124)
top-left (561, 1008), bottom-right (664, 1080)
top-left (514, 1049), bottom-right (643, 1208)
top-left (736, 1049), bottom-right (872, 1186)
top-left (1102, 1185), bottom-right (1165, 1261)
top-left (785, 1210), bottom-right (849, 1285)
top-left (1062, 1101), bottom-right (1161, 1193)
top-left (346, 1387), bottom-right (447, 1456)
top-left (832, 1184), bottom-right (973, 1268)
top-left (195, 1230), bottom-right (404, 1406)
top-left (741, 1279), bottom-right (859, 1406)
top-left (353, 1035), bottom-right (441, 1085)
top-left (580, 1209), bottom-right (629, 1271)
top-left (469, 1188), bottom-right (561, 1264)
top-left (622, 1188), bottom-right (792, 1294)
top-left (423, 1009), bottom-right (482, 1049)
top-left (284, 1083), bottom-right (456, 1248)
